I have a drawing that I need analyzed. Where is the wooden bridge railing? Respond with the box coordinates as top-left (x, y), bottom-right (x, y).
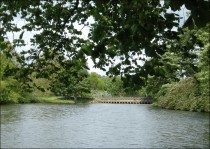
top-left (98, 97), bottom-right (153, 101)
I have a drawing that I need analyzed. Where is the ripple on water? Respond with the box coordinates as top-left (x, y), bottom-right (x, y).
top-left (1, 104), bottom-right (209, 148)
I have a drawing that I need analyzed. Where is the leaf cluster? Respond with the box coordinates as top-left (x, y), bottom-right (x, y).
top-left (0, 0), bottom-right (209, 91)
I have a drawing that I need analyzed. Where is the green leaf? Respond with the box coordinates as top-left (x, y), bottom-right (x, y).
top-left (19, 31), bottom-right (24, 39)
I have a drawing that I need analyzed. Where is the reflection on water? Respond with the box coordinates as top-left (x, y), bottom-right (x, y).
top-left (1, 104), bottom-right (209, 148)
top-left (1, 105), bottom-right (23, 124)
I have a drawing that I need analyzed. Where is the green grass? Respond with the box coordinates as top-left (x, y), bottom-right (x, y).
top-left (36, 96), bottom-right (95, 104)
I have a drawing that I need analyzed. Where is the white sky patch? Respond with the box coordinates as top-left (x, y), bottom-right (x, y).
top-left (5, 15), bottom-right (39, 53)
top-left (114, 51), bottom-right (146, 74)
top-left (87, 57), bottom-right (107, 76)
top-left (73, 17), bottom-right (107, 75)
top-left (73, 16), bottom-right (94, 40)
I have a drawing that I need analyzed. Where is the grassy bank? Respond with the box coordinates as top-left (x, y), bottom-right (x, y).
top-left (36, 96), bottom-right (95, 104)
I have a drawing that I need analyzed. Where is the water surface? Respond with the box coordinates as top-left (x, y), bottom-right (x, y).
top-left (1, 104), bottom-right (209, 148)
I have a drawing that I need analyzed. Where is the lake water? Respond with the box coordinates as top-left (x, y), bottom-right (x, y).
top-left (1, 104), bottom-right (209, 148)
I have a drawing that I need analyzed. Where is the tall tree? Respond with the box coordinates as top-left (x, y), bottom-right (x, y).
top-left (195, 23), bottom-right (210, 97)
top-left (50, 60), bottom-right (90, 99)
top-left (0, 41), bottom-right (34, 103)
top-left (1, 0), bottom-right (209, 89)
top-left (87, 72), bottom-right (104, 90)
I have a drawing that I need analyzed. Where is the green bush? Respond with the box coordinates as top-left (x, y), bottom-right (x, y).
top-left (18, 95), bottom-right (40, 103)
top-left (0, 80), bottom-right (19, 104)
top-left (0, 79), bottom-right (40, 104)
top-left (156, 77), bottom-right (209, 112)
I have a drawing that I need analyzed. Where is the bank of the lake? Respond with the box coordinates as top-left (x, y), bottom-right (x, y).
top-left (152, 77), bottom-right (210, 113)
top-left (1, 95), bottom-right (209, 113)
top-left (34, 96), bottom-right (210, 113)
top-left (36, 96), bottom-right (96, 104)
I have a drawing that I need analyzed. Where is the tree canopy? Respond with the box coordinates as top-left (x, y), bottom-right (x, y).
top-left (0, 0), bottom-right (209, 89)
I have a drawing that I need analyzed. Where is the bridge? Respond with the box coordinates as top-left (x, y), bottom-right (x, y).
top-left (97, 97), bottom-right (153, 104)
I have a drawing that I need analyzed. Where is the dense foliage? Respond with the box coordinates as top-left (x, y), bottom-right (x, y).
top-left (0, 0), bottom-right (209, 112)
top-left (156, 77), bottom-right (209, 112)
top-left (153, 24), bottom-right (210, 112)
top-left (1, 0), bottom-right (209, 84)
top-left (50, 64), bottom-right (90, 99)
top-left (0, 42), bottom-right (37, 103)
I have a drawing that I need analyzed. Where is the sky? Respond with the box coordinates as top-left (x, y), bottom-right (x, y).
top-left (5, 4), bottom-right (189, 76)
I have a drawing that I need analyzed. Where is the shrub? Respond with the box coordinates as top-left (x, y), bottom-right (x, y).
top-left (156, 77), bottom-right (209, 112)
